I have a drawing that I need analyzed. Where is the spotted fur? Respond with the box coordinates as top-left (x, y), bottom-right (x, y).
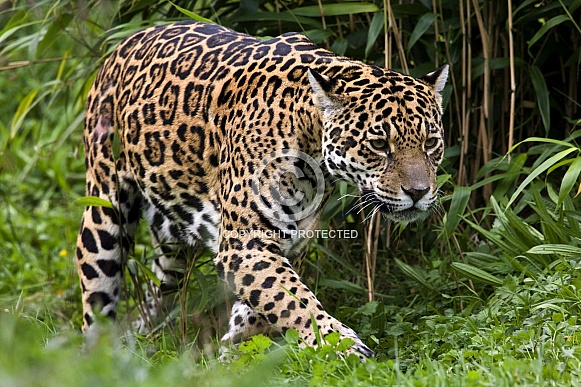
top-left (75, 21), bottom-right (448, 358)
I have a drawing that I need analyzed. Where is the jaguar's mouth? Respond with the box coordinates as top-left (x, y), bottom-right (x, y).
top-left (360, 189), bottom-right (429, 222)
top-left (378, 204), bottom-right (424, 221)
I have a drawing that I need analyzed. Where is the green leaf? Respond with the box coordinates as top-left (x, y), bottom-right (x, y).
top-left (170, 2), bottom-right (213, 23)
top-left (507, 147), bottom-right (577, 207)
top-left (231, 12), bottom-right (323, 28)
top-left (527, 244), bottom-right (581, 256)
top-left (304, 29), bottom-right (334, 44)
top-left (239, 334), bottom-right (272, 354)
top-left (395, 259), bottom-right (433, 290)
top-left (324, 331), bottom-right (341, 347)
top-left (319, 279), bottom-right (365, 293)
top-left (529, 65), bottom-right (551, 133)
top-left (513, 0), bottom-right (538, 17)
top-left (74, 196), bottom-right (114, 209)
top-left (531, 300), bottom-right (573, 313)
top-left (528, 15), bottom-right (570, 47)
top-left (441, 186), bottom-right (471, 238)
top-left (508, 136), bottom-right (580, 152)
top-left (10, 88), bottom-right (39, 138)
top-left (38, 13), bottom-right (72, 54)
top-left (559, 156), bottom-right (581, 205)
top-left (330, 37), bottom-right (348, 55)
top-left (407, 13), bottom-right (437, 51)
top-left (472, 57), bottom-right (527, 79)
top-left (365, 12), bottom-right (385, 58)
top-left (288, 2), bottom-right (379, 17)
top-left (128, 258), bottom-right (161, 286)
top-left (192, 269), bottom-right (209, 313)
top-left (451, 262), bottom-right (503, 286)
top-left (336, 337), bottom-right (355, 352)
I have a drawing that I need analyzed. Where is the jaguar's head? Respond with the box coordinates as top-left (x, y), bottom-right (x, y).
top-left (308, 64), bottom-right (448, 222)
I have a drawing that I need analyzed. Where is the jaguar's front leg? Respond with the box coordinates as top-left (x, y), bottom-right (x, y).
top-left (221, 300), bottom-right (273, 343)
top-left (215, 237), bottom-right (373, 358)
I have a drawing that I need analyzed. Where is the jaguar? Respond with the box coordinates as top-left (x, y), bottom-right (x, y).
top-left (75, 20), bottom-right (448, 358)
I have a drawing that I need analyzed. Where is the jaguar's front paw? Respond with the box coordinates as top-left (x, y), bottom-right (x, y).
top-left (334, 324), bottom-right (374, 359)
top-left (348, 340), bottom-right (374, 359)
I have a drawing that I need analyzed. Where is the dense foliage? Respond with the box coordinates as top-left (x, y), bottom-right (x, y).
top-left (0, 0), bottom-right (580, 385)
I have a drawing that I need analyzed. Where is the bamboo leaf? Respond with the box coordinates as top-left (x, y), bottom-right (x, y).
top-left (319, 279), bottom-right (365, 293)
top-left (559, 156), bottom-right (581, 205)
top-left (463, 217), bottom-right (521, 258)
top-left (529, 65), bottom-right (551, 133)
top-left (395, 259), bottom-right (433, 290)
top-left (231, 12), bottom-right (323, 28)
top-left (74, 196), bottom-right (114, 209)
top-left (170, 2), bottom-right (213, 23)
top-left (451, 262), bottom-right (503, 286)
top-left (527, 244), bottom-right (581, 256)
top-left (441, 186), bottom-right (471, 238)
top-left (38, 13), bottom-right (72, 54)
top-left (128, 258), bottom-right (161, 286)
top-left (407, 13), bottom-right (437, 51)
top-left (508, 136), bottom-right (579, 153)
top-left (528, 15), bottom-right (570, 47)
top-left (331, 37), bottom-right (348, 55)
top-left (507, 148), bottom-right (577, 207)
top-left (192, 268), bottom-right (209, 313)
top-left (288, 3), bottom-right (379, 17)
top-left (10, 88), bottom-right (40, 138)
top-left (366, 12), bottom-right (384, 58)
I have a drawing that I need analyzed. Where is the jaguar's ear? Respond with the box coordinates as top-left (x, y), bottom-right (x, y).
top-left (308, 69), bottom-right (341, 113)
top-left (421, 64), bottom-right (449, 108)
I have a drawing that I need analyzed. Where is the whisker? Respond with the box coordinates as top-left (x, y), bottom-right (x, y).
top-left (363, 204), bottom-right (382, 222)
top-left (357, 200), bottom-right (378, 215)
top-left (346, 198), bottom-right (373, 215)
top-left (336, 193), bottom-right (359, 201)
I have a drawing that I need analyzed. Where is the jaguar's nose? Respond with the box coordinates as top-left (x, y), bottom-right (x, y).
top-left (402, 186), bottom-right (429, 204)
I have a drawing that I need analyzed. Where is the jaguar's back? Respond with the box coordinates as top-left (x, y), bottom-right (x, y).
top-left (77, 21), bottom-right (448, 358)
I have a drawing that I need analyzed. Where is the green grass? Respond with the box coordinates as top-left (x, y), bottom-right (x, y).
top-left (3, 266), bottom-right (581, 386)
top-left (1, 1), bottom-right (581, 385)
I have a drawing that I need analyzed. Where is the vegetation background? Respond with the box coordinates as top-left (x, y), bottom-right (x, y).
top-left (0, 0), bottom-right (580, 385)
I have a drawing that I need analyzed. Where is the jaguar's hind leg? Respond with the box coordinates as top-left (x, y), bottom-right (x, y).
top-left (133, 205), bottom-right (191, 333)
top-left (76, 116), bottom-right (142, 332)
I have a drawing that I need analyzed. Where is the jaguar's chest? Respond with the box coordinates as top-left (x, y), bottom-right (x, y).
top-left (138, 164), bottom-right (332, 259)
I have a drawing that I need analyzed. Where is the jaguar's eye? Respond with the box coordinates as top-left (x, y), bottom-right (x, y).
top-left (424, 137), bottom-right (439, 150)
top-left (370, 139), bottom-right (389, 151)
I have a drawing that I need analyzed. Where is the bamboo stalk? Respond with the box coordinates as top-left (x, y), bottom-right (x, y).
top-left (365, 213), bottom-right (375, 302)
top-left (472, 0), bottom-right (490, 193)
top-left (383, 0), bottom-right (393, 69)
top-left (432, 0), bottom-right (439, 67)
top-left (472, 0), bottom-right (489, 119)
top-left (457, 0), bottom-right (468, 186)
top-left (371, 213), bottom-right (380, 296)
top-left (364, 213), bottom-right (381, 303)
top-left (386, 0), bottom-right (408, 73)
top-left (384, 0), bottom-right (390, 68)
top-left (507, 0), bottom-right (516, 155)
top-left (317, 0), bottom-right (326, 31)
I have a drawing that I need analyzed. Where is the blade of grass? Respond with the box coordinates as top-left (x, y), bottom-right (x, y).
top-left (558, 156), bottom-right (581, 205)
top-left (450, 262), bottom-right (503, 286)
top-left (529, 65), bottom-right (551, 133)
top-left (394, 259), bottom-right (434, 291)
top-left (506, 147), bottom-right (577, 208)
top-left (441, 186), bottom-right (471, 239)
